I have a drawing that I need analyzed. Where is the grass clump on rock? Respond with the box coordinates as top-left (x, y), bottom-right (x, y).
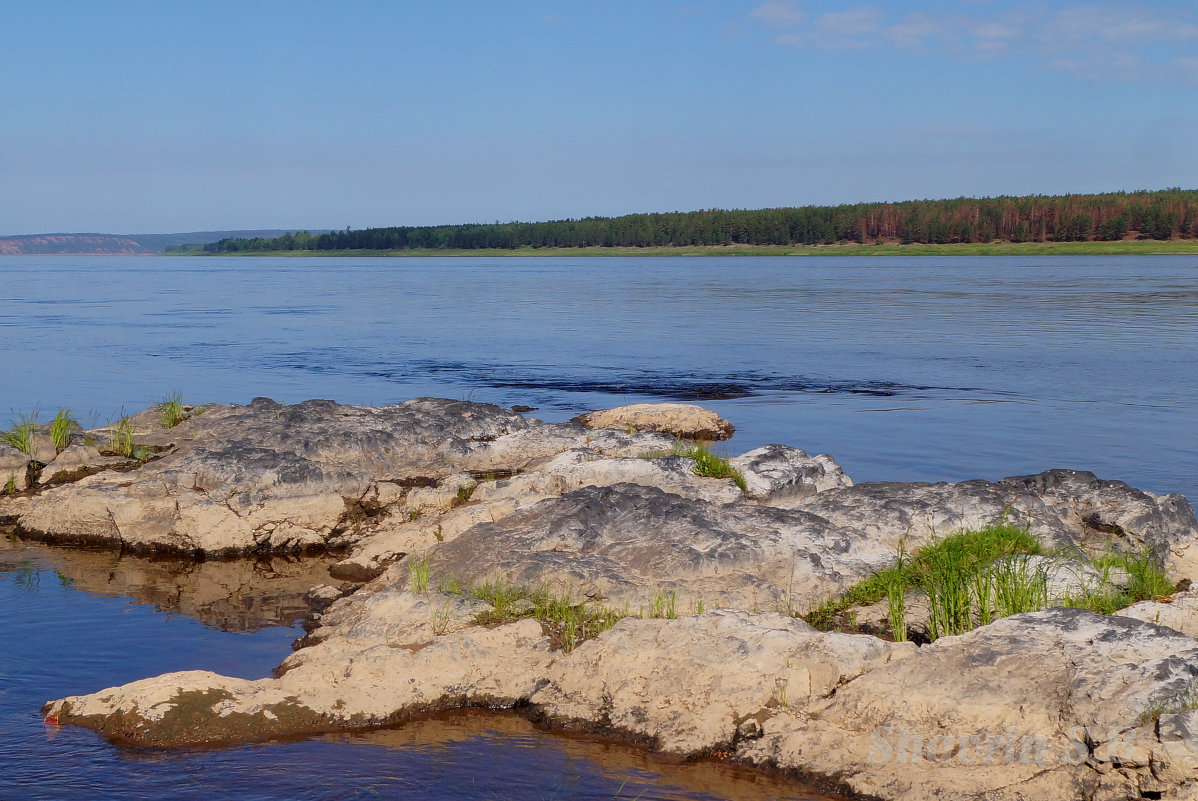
top-left (3, 410), bottom-right (40, 457)
top-left (672, 443), bottom-right (747, 492)
top-left (159, 391), bottom-right (187, 429)
top-left (803, 523), bottom-right (1178, 642)
top-left (49, 408), bottom-right (75, 454)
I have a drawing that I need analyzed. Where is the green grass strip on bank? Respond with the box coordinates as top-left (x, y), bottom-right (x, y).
top-left (171, 239), bottom-right (1198, 258)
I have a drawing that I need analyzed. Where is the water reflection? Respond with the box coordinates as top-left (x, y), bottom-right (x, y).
top-left (1, 534), bottom-right (345, 631)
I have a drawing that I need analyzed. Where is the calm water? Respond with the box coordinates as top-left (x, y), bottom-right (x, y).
top-left (1, 254), bottom-right (1196, 799)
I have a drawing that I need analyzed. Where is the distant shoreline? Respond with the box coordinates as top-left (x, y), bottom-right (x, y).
top-left (171, 240), bottom-right (1198, 257)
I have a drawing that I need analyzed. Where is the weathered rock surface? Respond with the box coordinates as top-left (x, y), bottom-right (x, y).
top-left (785, 469), bottom-right (1198, 579)
top-left (44, 599), bottom-right (1198, 800)
top-left (739, 608), bottom-right (1198, 800)
top-left (531, 610), bottom-right (913, 754)
top-left (25, 396), bottom-right (1198, 801)
top-left (1120, 589), bottom-right (1198, 638)
top-left (574, 403), bottom-right (734, 441)
top-left (731, 444), bottom-right (852, 503)
top-left (1, 443), bottom-right (30, 492)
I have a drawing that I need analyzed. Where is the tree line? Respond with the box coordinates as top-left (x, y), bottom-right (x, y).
top-left (203, 189), bottom-right (1198, 253)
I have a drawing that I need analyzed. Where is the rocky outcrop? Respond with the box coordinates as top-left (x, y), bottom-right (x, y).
top-left (6, 399), bottom-right (728, 556)
top-left (785, 469), bottom-right (1198, 580)
top-left (574, 403), bottom-right (734, 441)
top-left (25, 396), bottom-right (1198, 800)
top-left (43, 598), bottom-right (1198, 800)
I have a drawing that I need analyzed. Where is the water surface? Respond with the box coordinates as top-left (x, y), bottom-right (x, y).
top-left (1, 254), bottom-right (1194, 498)
top-left (1, 253), bottom-right (1196, 799)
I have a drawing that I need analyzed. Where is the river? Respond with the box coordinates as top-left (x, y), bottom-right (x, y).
top-left (1, 254), bottom-right (1195, 799)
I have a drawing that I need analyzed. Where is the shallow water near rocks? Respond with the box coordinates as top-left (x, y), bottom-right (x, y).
top-left (1, 254), bottom-right (1196, 798)
top-left (0, 539), bottom-right (833, 801)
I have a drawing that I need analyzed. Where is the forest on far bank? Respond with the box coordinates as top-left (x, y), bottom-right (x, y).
top-left (196, 188), bottom-right (1198, 253)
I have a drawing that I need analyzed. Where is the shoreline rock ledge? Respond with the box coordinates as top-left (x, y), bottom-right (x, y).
top-left (10, 397), bottom-right (1198, 801)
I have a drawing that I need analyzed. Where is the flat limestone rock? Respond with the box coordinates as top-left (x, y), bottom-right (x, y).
top-left (15, 398), bottom-right (536, 554)
top-left (531, 610), bottom-right (913, 754)
top-left (1119, 589), bottom-right (1198, 638)
top-left (43, 603), bottom-right (1198, 800)
top-left (739, 608), bottom-right (1198, 801)
top-left (574, 403), bottom-right (734, 441)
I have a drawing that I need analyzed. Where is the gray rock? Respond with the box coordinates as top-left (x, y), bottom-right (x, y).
top-left (15, 398), bottom-right (536, 555)
top-left (785, 469), bottom-right (1198, 579)
top-left (730, 444), bottom-right (852, 503)
top-left (0, 443), bottom-right (30, 492)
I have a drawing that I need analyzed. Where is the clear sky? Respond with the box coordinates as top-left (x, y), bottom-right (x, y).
top-left (1, 0), bottom-right (1195, 234)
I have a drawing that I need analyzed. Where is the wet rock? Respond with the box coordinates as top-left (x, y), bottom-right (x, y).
top-left (574, 403), bottom-right (734, 441)
top-left (730, 444), bottom-right (852, 503)
top-left (45, 601), bottom-right (554, 747)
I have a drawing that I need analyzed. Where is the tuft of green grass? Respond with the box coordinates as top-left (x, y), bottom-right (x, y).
top-left (468, 578), bottom-right (628, 653)
top-left (107, 416), bottom-right (137, 458)
top-left (803, 523), bottom-right (1177, 640)
top-left (407, 555), bottom-right (432, 593)
top-left (49, 408), bottom-right (75, 454)
top-left (4, 474), bottom-right (16, 495)
top-left (159, 391), bottom-right (187, 429)
top-left (1096, 552), bottom-right (1176, 602)
top-left (803, 524), bottom-right (1045, 638)
top-left (673, 442), bottom-right (746, 492)
top-left (990, 555), bottom-right (1049, 619)
top-left (647, 590), bottom-right (677, 620)
top-left (4, 410), bottom-right (40, 457)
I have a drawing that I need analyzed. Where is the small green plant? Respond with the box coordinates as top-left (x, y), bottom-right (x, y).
top-left (673, 442), bottom-right (747, 492)
top-left (159, 391), bottom-right (186, 429)
top-left (3, 410), bottom-right (40, 457)
top-left (1098, 552), bottom-right (1176, 602)
top-left (49, 408), bottom-right (75, 453)
top-left (431, 600), bottom-right (453, 635)
top-left (408, 555), bottom-right (432, 593)
top-left (470, 578), bottom-right (626, 653)
top-left (408, 508), bottom-right (423, 521)
top-left (107, 416), bottom-right (137, 458)
top-left (438, 576), bottom-right (462, 595)
top-left (451, 484), bottom-right (474, 507)
top-left (648, 590), bottom-right (677, 619)
top-left (4, 474), bottom-right (16, 495)
top-left (886, 574), bottom-right (907, 642)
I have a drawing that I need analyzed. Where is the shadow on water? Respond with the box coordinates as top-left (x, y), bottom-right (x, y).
top-left (0, 537), bottom-right (842, 801)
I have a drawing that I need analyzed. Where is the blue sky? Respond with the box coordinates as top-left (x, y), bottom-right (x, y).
top-left (1, 0), bottom-right (1195, 234)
